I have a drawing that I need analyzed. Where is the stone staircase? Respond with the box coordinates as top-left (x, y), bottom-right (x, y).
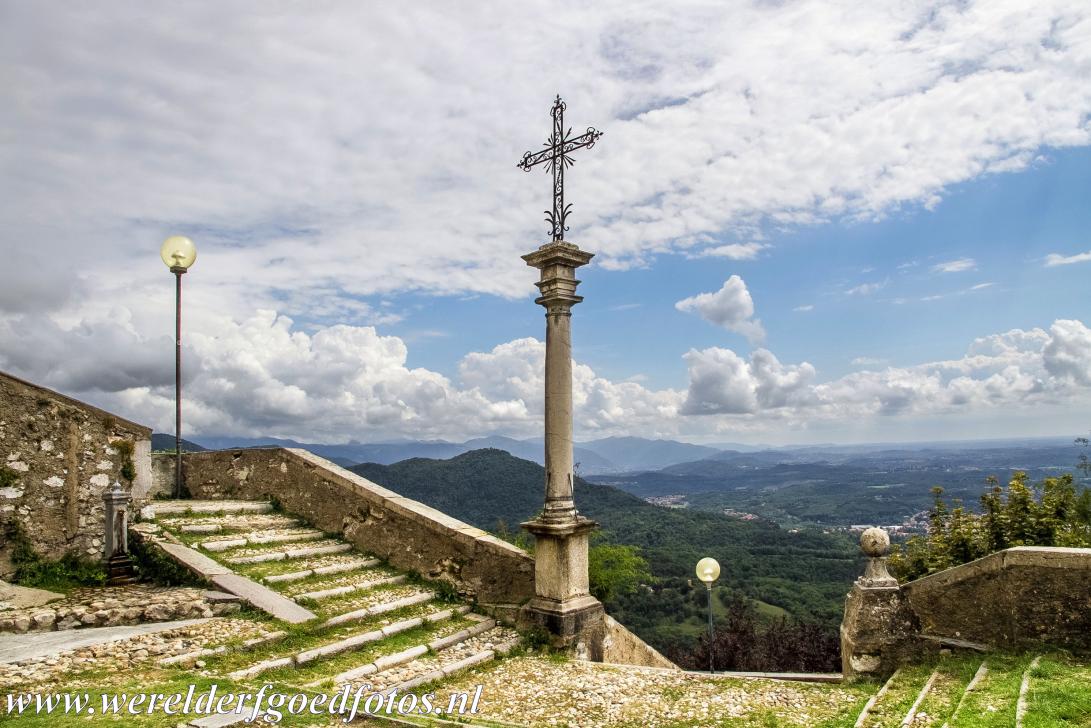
top-left (851, 653), bottom-right (1050, 727)
top-left (141, 500), bottom-right (520, 698)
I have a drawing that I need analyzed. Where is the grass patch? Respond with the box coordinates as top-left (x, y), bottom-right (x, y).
top-left (1023, 654), bottom-right (1091, 728)
top-left (946, 653), bottom-right (1036, 728)
top-left (3, 521), bottom-right (105, 593)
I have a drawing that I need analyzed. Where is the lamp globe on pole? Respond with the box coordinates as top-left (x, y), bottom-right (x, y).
top-left (161, 236), bottom-right (196, 499)
top-left (696, 557), bottom-right (720, 674)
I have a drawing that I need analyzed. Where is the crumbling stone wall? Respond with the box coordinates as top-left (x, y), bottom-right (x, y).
top-left (0, 371), bottom-right (152, 573)
top-left (178, 447), bottom-right (535, 609)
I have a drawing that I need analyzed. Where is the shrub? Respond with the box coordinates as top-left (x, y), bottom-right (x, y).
top-left (889, 471), bottom-right (1091, 582)
top-left (4, 521), bottom-right (106, 592)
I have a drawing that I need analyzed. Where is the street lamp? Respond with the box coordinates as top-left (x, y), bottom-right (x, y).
top-left (160, 235), bottom-right (197, 499)
top-left (696, 556), bottom-right (720, 674)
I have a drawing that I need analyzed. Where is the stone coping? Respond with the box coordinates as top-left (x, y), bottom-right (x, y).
top-left (286, 448), bottom-right (528, 556)
top-left (903, 546), bottom-right (1091, 593)
top-left (0, 370), bottom-right (151, 436)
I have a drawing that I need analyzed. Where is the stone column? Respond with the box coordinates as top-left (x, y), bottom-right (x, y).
top-left (520, 241), bottom-right (605, 656)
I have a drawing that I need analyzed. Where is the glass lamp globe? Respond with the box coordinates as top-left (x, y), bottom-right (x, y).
top-left (160, 236), bottom-right (197, 270)
top-left (696, 557), bottom-right (721, 584)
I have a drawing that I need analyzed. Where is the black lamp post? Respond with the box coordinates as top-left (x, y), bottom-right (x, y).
top-left (696, 556), bottom-right (721, 674)
top-left (160, 235), bottom-right (197, 499)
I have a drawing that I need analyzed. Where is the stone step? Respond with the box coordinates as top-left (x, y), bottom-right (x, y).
top-left (163, 514), bottom-right (304, 533)
top-left (263, 558), bottom-right (381, 584)
top-left (315, 618), bottom-right (497, 688)
top-left (201, 529), bottom-right (325, 552)
top-left (322, 591), bottom-right (436, 628)
top-left (158, 630), bottom-right (288, 667)
top-left (226, 606), bottom-right (471, 681)
top-left (293, 575), bottom-right (406, 602)
top-left (899, 669), bottom-right (939, 727)
top-left (1015, 656), bottom-right (1043, 728)
top-left (142, 501), bottom-right (274, 519)
top-left (377, 624), bottom-right (520, 692)
top-left (854, 668), bottom-right (900, 728)
top-left (940, 662), bottom-right (988, 728)
top-left (225, 541), bottom-right (353, 565)
top-left (179, 523), bottom-right (223, 534)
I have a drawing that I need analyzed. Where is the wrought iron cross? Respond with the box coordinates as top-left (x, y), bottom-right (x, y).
top-left (517, 95), bottom-right (603, 241)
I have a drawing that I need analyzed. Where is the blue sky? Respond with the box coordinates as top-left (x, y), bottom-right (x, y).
top-left (389, 146), bottom-right (1091, 392)
top-left (1, 2), bottom-right (1089, 445)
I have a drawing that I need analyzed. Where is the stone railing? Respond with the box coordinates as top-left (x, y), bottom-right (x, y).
top-left (840, 528), bottom-right (1091, 680)
top-left (0, 371), bottom-right (152, 566)
top-left (168, 448), bottom-right (535, 609)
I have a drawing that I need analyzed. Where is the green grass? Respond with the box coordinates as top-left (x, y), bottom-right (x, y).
top-left (948, 653), bottom-right (1037, 728)
top-left (1022, 655), bottom-right (1091, 728)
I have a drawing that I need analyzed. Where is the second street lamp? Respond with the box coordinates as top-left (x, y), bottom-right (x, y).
top-left (696, 556), bottom-right (721, 674)
top-left (160, 235), bottom-right (197, 499)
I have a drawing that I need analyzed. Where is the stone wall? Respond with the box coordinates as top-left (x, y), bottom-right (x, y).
top-left (904, 546), bottom-right (1091, 649)
top-left (841, 546), bottom-right (1091, 680)
top-left (0, 371), bottom-right (152, 572)
top-left (178, 448), bottom-right (536, 609)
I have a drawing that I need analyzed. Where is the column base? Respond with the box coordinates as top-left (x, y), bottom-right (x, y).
top-left (520, 595), bottom-right (606, 660)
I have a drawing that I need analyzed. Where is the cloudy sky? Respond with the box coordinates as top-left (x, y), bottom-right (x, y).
top-left (1, 1), bottom-right (1089, 446)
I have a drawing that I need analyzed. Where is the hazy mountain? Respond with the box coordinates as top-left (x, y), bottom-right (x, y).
top-left (150, 433), bottom-right (206, 452)
top-left (462, 436), bottom-right (618, 473)
top-left (589, 441), bottom-right (1089, 527)
top-left (187, 436), bottom-right (465, 465)
top-left (577, 436), bottom-right (722, 472)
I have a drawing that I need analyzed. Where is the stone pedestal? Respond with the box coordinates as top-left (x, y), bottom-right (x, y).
top-left (520, 241), bottom-right (605, 654)
top-left (840, 527), bottom-right (917, 680)
top-left (521, 517), bottom-right (605, 656)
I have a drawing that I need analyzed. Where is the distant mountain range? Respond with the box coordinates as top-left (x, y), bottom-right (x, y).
top-left (179, 434), bottom-right (722, 473)
top-left (173, 432), bottom-right (1084, 477)
top-left (150, 433), bottom-right (206, 453)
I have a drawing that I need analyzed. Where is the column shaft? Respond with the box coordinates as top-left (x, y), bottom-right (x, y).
top-left (543, 305), bottom-right (575, 521)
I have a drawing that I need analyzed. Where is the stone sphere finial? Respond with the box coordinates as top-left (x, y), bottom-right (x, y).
top-left (860, 527), bottom-right (890, 558)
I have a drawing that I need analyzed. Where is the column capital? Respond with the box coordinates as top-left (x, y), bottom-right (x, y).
top-left (523, 242), bottom-right (595, 310)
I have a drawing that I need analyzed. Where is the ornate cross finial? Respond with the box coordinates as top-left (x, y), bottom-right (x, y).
top-left (517, 95), bottom-right (603, 241)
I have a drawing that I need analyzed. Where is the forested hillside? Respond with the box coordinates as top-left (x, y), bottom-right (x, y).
top-left (350, 449), bottom-right (859, 659)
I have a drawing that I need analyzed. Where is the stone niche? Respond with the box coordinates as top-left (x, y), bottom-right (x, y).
top-left (0, 371), bottom-right (152, 573)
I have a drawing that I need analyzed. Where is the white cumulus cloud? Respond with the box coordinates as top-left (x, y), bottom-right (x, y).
top-left (675, 276), bottom-right (765, 343)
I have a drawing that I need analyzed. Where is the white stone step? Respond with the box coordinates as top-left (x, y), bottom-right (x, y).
top-left (226, 607), bottom-right (470, 681)
top-left (1015, 656), bottom-right (1043, 728)
top-left (202, 529), bottom-right (325, 552)
top-left (900, 669), bottom-right (938, 727)
top-left (142, 501), bottom-right (274, 519)
top-left (941, 662), bottom-right (988, 728)
top-left (854, 668), bottom-right (901, 728)
top-left (322, 618), bottom-right (497, 688)
top-left (158, 631), bottom-right (287, 668)
top-left (180, 523), bottom-right (222, 534)
top-left (293, 575), bottom-right (406, 602)
top-left (226, 542), bottom-right (352, 565)
top-left (321, 591), bottom-right (435, 628)
top-left (395, 649), bottom-right (496, 691)
top-left (263, 558), bottom-right (380, 584)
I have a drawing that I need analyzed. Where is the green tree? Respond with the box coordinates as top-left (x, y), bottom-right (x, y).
top-left (588, 538), bottom-right (653, 602)
top-left (890, 470), bottom-right (1091, 582)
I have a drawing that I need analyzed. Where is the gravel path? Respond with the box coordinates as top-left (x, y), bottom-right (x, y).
top-left (430, 656), bottom-right (866, 728)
